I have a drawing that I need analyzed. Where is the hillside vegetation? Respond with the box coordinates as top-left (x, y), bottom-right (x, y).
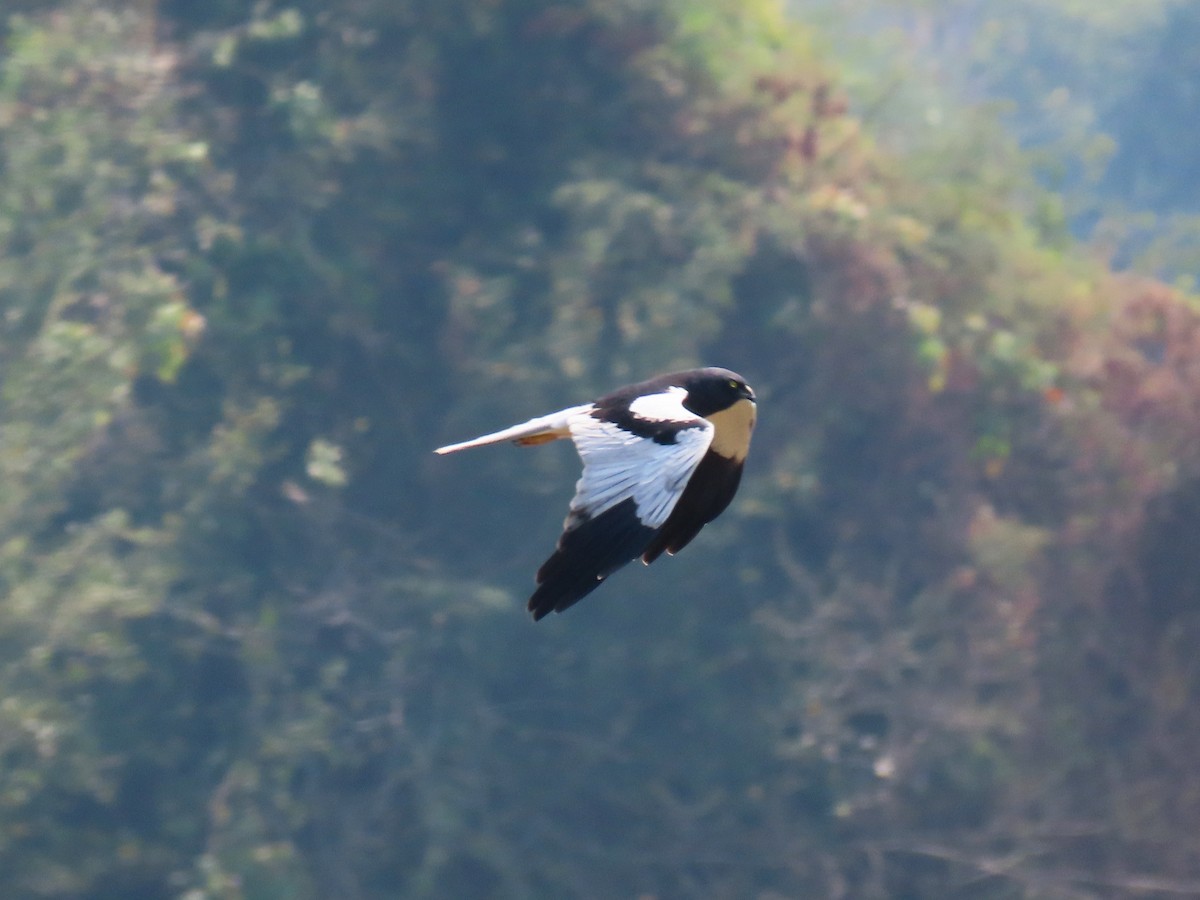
top-left (3, 1), bottom-right (1200, 896)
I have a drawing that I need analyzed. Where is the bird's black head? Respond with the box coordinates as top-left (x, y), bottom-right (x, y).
top-left (676, 367), bottom-right (756, 417)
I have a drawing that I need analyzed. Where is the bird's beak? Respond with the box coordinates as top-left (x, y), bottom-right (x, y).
top-left (741, 385), bottom-right (756, 402)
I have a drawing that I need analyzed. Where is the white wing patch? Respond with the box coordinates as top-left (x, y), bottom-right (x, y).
top-left (565, 399), bottom-right (712, 531)
top-left (628, 386), bottom-right (689, 421)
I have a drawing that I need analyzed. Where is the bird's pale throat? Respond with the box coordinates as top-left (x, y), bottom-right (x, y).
top-left (705, 398), bottom-right (756, 461)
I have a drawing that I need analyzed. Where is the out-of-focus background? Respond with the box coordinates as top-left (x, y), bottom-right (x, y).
top-left (3, 0), bottom-right (1199, 896)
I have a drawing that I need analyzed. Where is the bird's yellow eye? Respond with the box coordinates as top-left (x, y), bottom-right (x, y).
top-left (728, 379), bottom-right (739, 389)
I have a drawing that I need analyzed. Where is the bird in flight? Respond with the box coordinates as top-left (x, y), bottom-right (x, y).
top-left (435, 367), bottom-right (757, 620)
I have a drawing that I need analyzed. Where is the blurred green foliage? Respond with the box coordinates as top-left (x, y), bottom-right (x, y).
top-left (791, 0), bottom-right (1200, 279)
top-left (3, 0), bottom-right (1200, 897)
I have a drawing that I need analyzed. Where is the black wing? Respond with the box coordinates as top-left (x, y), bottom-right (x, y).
top-left (528, 498), bottom-right (658, 620)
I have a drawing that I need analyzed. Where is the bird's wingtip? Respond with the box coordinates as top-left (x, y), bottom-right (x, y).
top-left (434, 441), bottom-right (470, 455)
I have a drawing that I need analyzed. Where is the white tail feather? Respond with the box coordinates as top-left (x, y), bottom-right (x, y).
top-left (434, 404), bottom-right (592, 454)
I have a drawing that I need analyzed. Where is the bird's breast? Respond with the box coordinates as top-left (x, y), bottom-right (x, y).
top-left (705, 398), bottom-right (756, 462)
